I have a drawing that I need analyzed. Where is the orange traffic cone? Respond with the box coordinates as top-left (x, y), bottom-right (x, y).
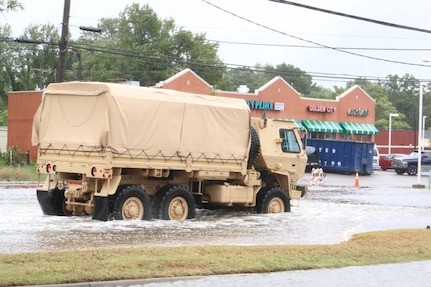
top-left (354, 172), bottom-right (360, 188)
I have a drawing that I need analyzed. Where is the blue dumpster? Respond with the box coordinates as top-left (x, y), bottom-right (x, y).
top-left (307, 139), bottom-right (374, 175)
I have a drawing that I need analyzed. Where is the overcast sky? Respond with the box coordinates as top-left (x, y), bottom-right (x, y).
top-left (3, 0), bottom-right (431, 88)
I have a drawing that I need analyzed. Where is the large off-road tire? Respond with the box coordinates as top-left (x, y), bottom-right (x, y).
top-left (256, 186), bottom-right (290, 214)
top-left (156, 185), bottom-right (195, 220)
top-left (407, 165), bottom-right (418, 176)
top-left (37, 188), bottom-right (68, 216)
top-left (247, 126), bottom-right (260, 168)
top-left (113, 185), bottom-right (152, 220)
top-left (152, 184), bottom-right (176, 218)
top-left (395, 169), bottom-right (405, 175)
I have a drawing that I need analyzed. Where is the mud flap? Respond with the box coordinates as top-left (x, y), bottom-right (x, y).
top-left (36, 190), bottom-right (56, 215)
top-left (92, 196), bottom-right (109, 221)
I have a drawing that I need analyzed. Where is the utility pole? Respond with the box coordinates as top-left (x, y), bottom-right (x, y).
top-left (56, 0), bottom-right (71, 82)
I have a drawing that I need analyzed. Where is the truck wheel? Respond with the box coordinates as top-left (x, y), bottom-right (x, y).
top-left (153, 184), bottom-right (176, 218)
top-left (256, 186), bottom-right (290, 214)
top-left (395, 169), bottom-right (405, 175)
top-left (407, 165), bottom-right (418, 176)
top-left (113, 185), bottom-right (152, 220)
top-left (37, 188), bottom-right (68, 216)
top-left (247, 127), bottom-right (260, 168)
top-left (157, 185), bottom-right (195, 220)
top-left (49, 187), bottom-right (69, 216)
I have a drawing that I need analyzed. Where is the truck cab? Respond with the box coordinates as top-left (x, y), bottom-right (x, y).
top-left (393, 150), bottom-right (431, 175)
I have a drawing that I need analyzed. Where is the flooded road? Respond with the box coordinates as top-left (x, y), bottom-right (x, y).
top-left (1, 170), bottom-right (431, 286)
top-left (0, 170), bottom-right (430, 254)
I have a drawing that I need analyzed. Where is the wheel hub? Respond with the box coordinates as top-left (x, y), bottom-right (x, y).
top-left (122, 197), bottom-right (144, 219)
top-left (168, 196), bottom-right (188, 220)
top-left (268, 198), bottom-right (284, 213)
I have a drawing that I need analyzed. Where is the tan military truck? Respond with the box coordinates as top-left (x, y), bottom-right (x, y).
top-left (32, 81), bottom-right (307, 221)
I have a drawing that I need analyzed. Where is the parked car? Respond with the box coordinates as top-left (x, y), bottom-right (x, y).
top-left (392, 150), bottom-right (431, 175)
top-left (305, 146), bottom-right (320, 172)
top-left (379, 154), bottom-right (406, 171)
top-left (373, 145), bottom-right (380, 170)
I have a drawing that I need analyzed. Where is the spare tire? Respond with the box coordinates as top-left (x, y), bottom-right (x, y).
top-left (247, 127), bottom-right (260, 168)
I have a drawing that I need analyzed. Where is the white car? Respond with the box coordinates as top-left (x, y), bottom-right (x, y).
top-left (373, 145), bottom-right (380, 170)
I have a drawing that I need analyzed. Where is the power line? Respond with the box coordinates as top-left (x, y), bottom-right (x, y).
top-left (268, 0), bottom-right (431, 34)
top-left (200, 0), bottom-right (431, 68)
top-left (209, 39), bottom-right (431, 51)
top-left (4, 38), bottom-right (431, 85)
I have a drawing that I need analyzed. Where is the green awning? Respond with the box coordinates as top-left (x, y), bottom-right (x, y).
top-left (340, 122), bottom-right (379, 135)
top-left (292, 119), bottom-right (305, 130)
top-left (302, 120), bottom-right (343, 133)
top-left (274, 118), bottom-right (306, 130)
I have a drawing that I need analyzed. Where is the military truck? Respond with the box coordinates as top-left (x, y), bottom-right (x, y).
top-left (32, 82), bottom-right (307, 221)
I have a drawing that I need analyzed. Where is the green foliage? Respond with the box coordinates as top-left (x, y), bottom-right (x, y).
top-left (0, 109), bottom-right (7, 125)
top-left (379, 74), bottom-right (431, 130)
top-left (1, 145), bottom-right (30, 166)
top-left (73, 3), bottom-right (226, 86)
top-left (0, 146), bottom-right (37, 181)
top-left (0, 0), bottom-right (22, 12)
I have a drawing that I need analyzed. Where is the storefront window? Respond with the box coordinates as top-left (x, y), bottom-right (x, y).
top-left (308, 132), bottom-right (336, 140)
top-left (342, 134), bottom-right (372, 142)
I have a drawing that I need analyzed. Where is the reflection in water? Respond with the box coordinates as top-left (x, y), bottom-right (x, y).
top-left (0, 181), bottom-right (430, 254)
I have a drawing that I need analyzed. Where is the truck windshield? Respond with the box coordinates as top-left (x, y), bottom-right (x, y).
top-left (280, 129), bottom-right (300, 153)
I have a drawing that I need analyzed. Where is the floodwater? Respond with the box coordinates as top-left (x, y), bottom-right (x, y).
top-left (1, 170), bottom-right (431, 286)
top-left (0, 171), bottom-right (430, 254)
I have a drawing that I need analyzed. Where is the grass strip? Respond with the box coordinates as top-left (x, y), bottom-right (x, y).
top-left (0, 229), bottom-right (430, 286)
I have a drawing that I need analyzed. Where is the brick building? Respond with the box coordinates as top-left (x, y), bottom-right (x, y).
top-left (375, 129), bottom-right (427, 155)
top-left (7, 90), bottom-right (42, 162)
top-left (8, 68), bottom-right (378, 162)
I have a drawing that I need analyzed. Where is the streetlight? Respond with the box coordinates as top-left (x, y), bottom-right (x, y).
top-left (388, 113), bottom-right (399, 154)
top-left (415, 84), bottom-right (424, 187)
top-left (423, 115), bottom-right (427, 151)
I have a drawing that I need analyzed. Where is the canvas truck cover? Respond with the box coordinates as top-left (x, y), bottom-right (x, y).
top-left (32, 82), bottom-right (251, 162)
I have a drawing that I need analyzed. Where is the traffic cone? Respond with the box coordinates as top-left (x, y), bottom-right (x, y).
top-left (354, 172), bottom-right (360, 187)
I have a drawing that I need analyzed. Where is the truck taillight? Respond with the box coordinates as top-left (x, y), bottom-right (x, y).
top-left (46, 163), bottom-right (52, 173)
top-left (102, 169), bottom-right (112, 179)
top-left (91, 167), bottom-right (97, 176)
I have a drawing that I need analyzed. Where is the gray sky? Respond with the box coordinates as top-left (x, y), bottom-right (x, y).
top-left (3, 0), bottom-right (431, 88)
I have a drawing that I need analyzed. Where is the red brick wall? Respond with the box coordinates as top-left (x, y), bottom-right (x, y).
top-left (160, 70), bottom-right (213, 95)
top-left (8, 91), bottom-right (42, 162)
top-left (375, 130), bottom-right (417, 155)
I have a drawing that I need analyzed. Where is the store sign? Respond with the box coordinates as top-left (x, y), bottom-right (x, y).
top-left (246, 100), bottom-right (284, 111)
top-left (348, 108), bottom-right (369, 117)
top-left (308, 105), bottom-right (336, 113)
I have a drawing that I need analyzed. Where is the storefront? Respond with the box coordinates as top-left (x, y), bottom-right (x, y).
top-left (157, 68), bottom-right (379, 142)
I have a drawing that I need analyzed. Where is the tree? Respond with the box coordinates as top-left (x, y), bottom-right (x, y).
top-left (74, 3), bottom-right (225, 86)
top-left (223, 63), bottom-right (316, 95)
top-left (0, 24), bottom-right (15, 109)
top-left (0, 0), bottom-right (22, 12)
top-left (383, 74), bottom-right (420, 129)
top-left (224, 66), bottom-right (261, 92)
top-left (11, 24), bottom-right (59, 91)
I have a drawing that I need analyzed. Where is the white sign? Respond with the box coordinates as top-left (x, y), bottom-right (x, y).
top-left (274, 102), bottom-right (284, 111)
